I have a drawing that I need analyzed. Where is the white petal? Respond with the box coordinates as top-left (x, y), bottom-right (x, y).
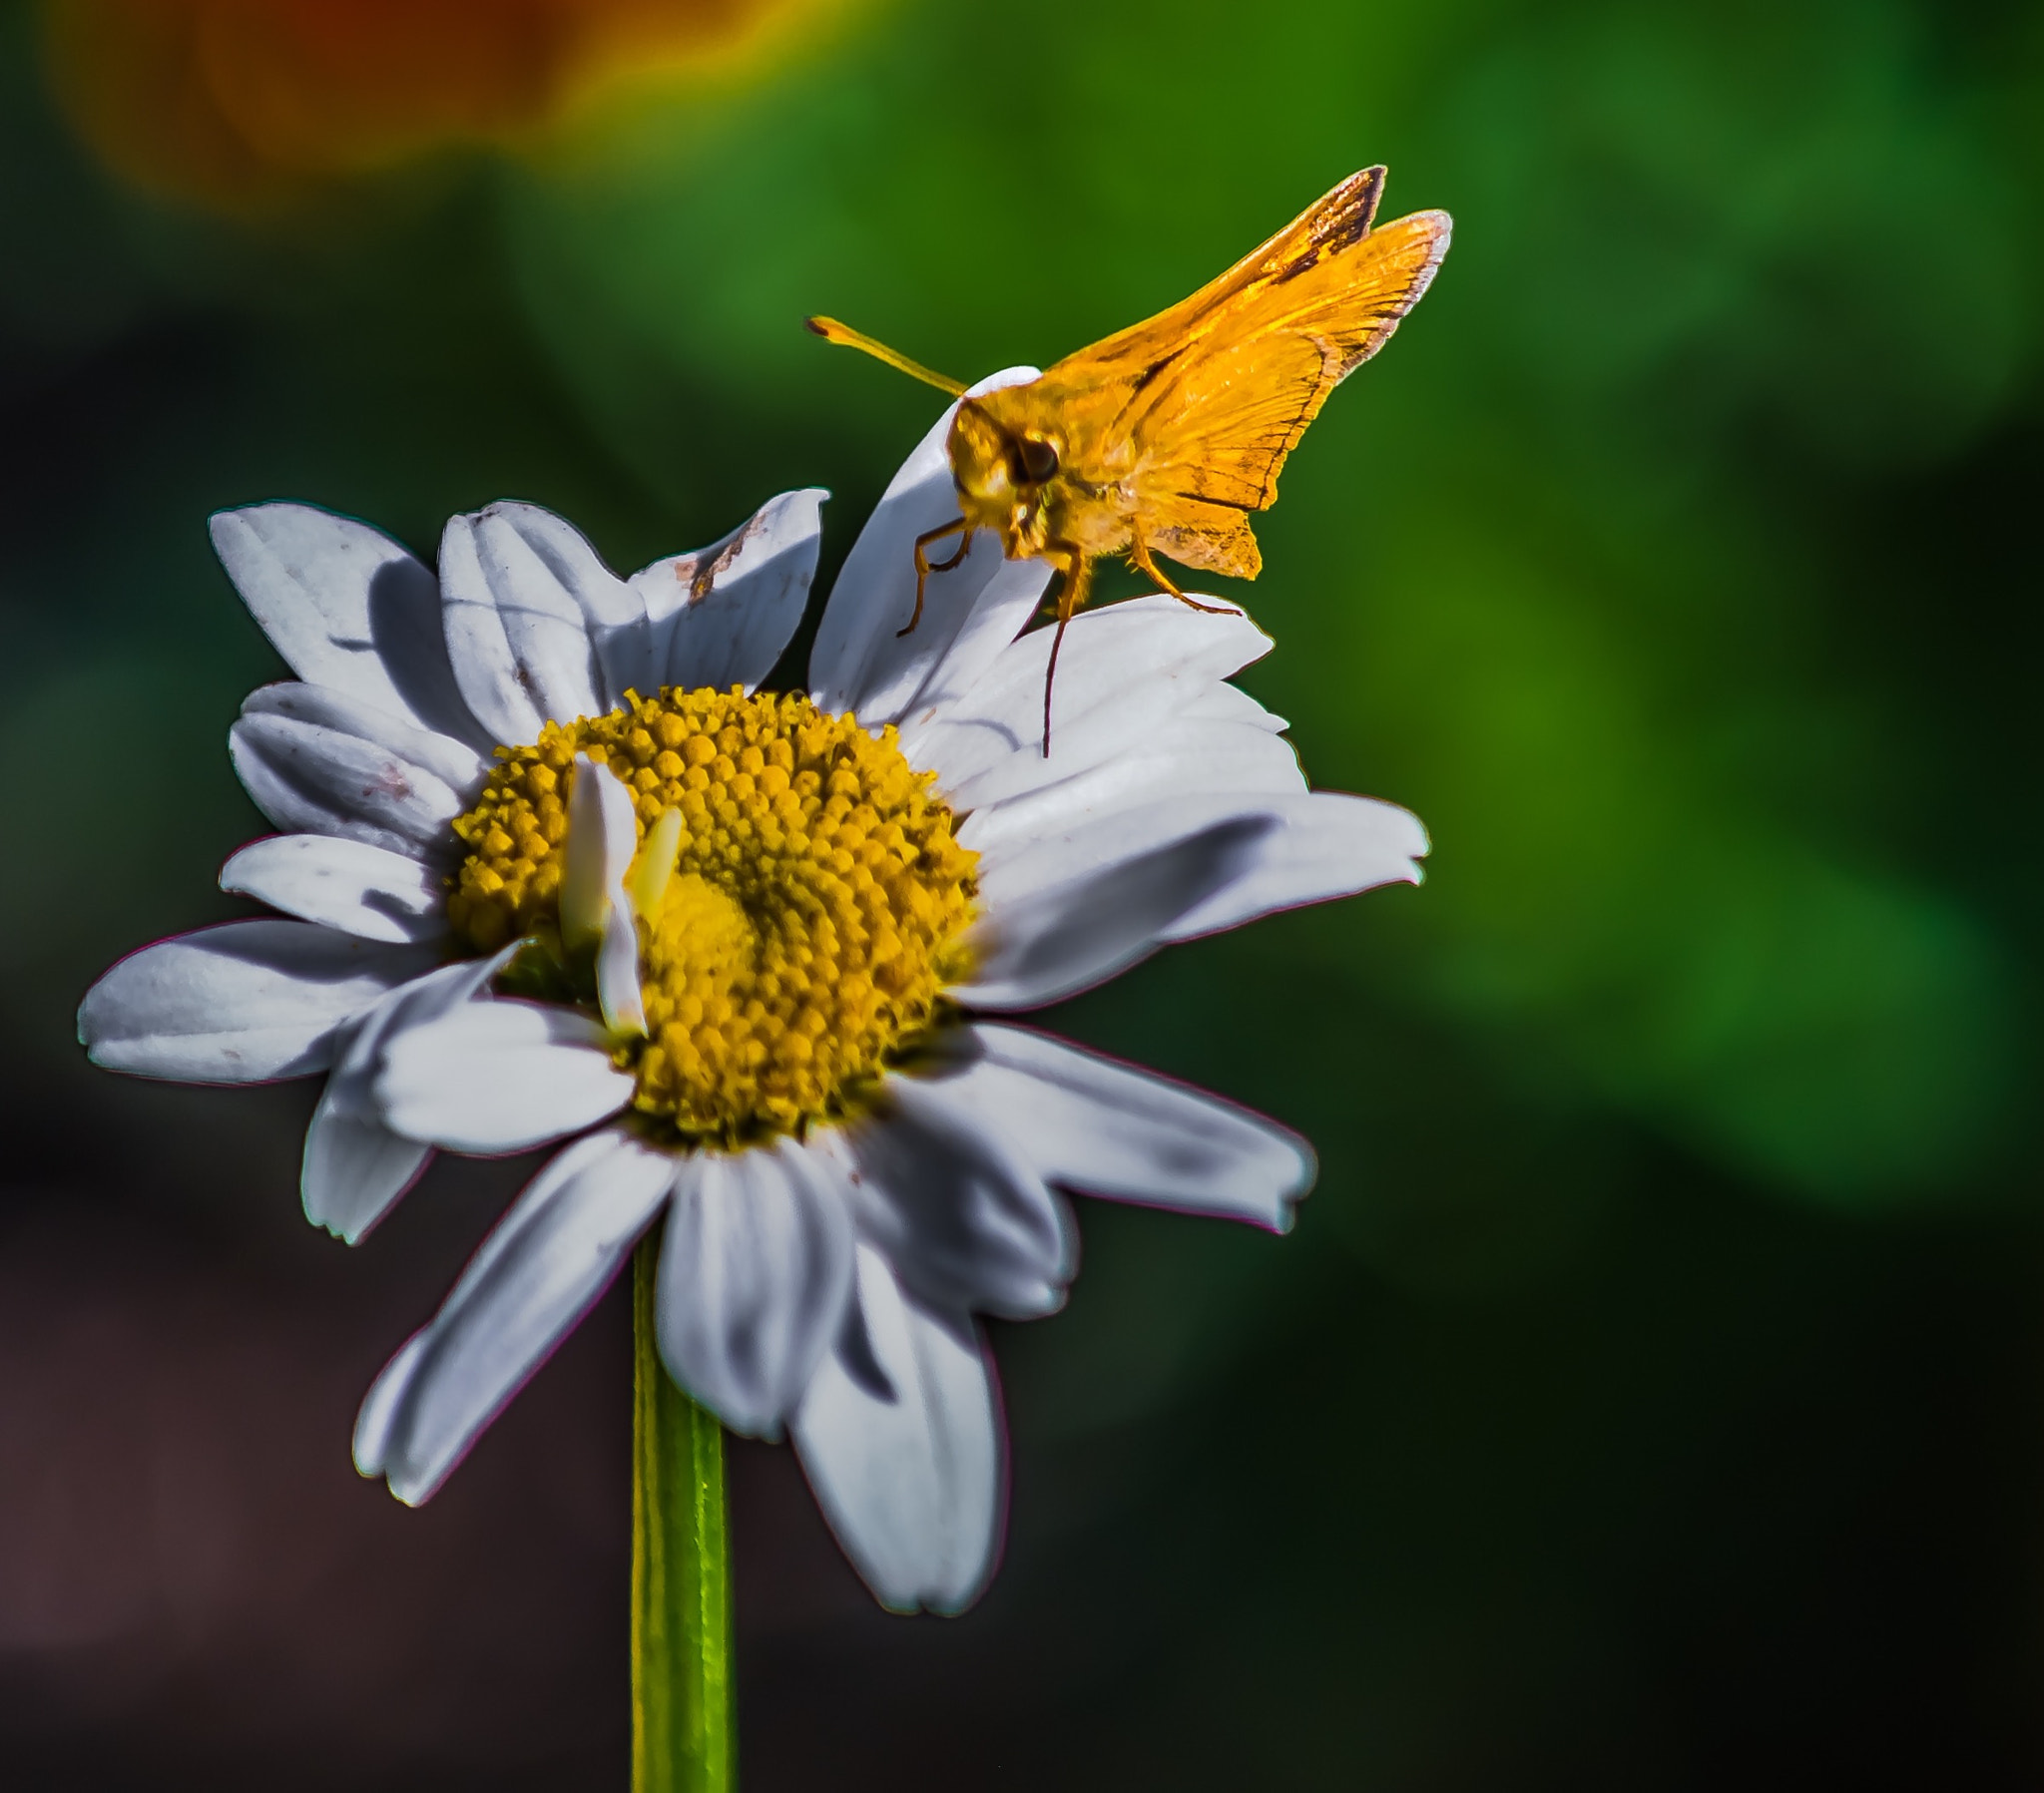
top-left (561, 755), bottom-right (644, 1034)
top-left (561, 754), bottom-right (640, 934)
top-left (301, 1113), bottom-right (431, 1248)
top-left (957, 717), bottom-right (1304, 859)
top-left (353, 1331), bottom-right (427, 1484)
top-left (1161, 791), bottom-right (1430, 940)
top-left (461, 501), bottom-right (648, 706)
top-left (327, 949), bottom-right (520, 1121)
top-left (238, 681), bottom-right (488, 793)
top-left (905, 596), bottom-right (1274, 808)
top-left (439, 502), bottom-right (611, 745)
top-left (924, 1025), bottom-right (1314, 1231)
top-left (304, 950), bottom-right (517, 1241)
top-left (208, 503), bottom-right (491, 752)
top-left (656, 1139), bottom-right (855, 1439)
top-left (78, 920), bottom-right (434, 1083)
top-left (221, 834), bottom-right (447, 944)
top-left (973, 789), bottom-right (1295, 910)
top-left (791, 1244), bottom-right (1003, 1614)
top-left (1180, 680), bottom-right (1288, 732)
top-left (230, 685), bottom-right (478, 859)
top-left (596, 900), bottom-right (645, 1037)
top-left (633, 489), bottom-right (825, 695)
top-left (842, 1083), bottom-right (1074, 1320)
top-left (955, 812), bottom-right (1278, 1011)
top-left (806, 369), bottom-right (1052, 726)
top-left (374, 1000), bottom-right (636, 1152)
top-left (354, 1128), bottom-right (676, 1503)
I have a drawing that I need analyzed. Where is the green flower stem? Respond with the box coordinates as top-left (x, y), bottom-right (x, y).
top-left (632, 1233), bottom-right (734, 1793)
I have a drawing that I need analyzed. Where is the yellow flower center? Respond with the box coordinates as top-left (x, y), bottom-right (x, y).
top-left (446, 687), bottom-right (978, 1142)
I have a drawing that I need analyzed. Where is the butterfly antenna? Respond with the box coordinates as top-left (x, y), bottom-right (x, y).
top-left (805, 316), bottom-right (966, 397)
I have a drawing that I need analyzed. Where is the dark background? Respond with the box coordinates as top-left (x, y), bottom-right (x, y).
top-left (2, 0), bottom-right (2041, 1784)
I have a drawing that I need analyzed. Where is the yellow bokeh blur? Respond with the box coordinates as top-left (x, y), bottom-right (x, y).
top-left (40, 0), bottom-right (850, 207)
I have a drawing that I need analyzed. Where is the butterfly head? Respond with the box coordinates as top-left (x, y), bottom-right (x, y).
top-left (948, 397), bottom-right (1061, 540)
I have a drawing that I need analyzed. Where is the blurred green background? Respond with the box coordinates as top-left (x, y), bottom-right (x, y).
top-left (1, 0), bottom-right (2040, 1784)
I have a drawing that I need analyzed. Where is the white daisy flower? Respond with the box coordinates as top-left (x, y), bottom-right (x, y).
top-left (78, 370), bottom-right (1428, 1614)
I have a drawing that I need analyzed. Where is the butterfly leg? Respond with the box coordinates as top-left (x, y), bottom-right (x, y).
top-left (1041, 543), bottom-right (1094, 756)
top-left (902, 519), bottom-right (972, 638)
top-left (1131, 539), bottom-right (1234, 615)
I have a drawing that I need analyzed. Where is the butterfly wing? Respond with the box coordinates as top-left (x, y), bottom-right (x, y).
top-left (1060, 165), bottom-right (1397, 382)
top-left (1042, 168), bottom-right (1451, 578)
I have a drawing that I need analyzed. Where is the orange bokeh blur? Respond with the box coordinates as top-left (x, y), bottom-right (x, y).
top-left (42, 0), bottom-right (841, 207)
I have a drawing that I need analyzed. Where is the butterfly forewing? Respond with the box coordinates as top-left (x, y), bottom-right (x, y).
top-left (1035, 171), bottom-right (1451, 576)
top-left (1051, 166), bottom-right (1393, 388)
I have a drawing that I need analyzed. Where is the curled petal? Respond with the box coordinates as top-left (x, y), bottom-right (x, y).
top-left (561, 754), bottom-right (645, 1035)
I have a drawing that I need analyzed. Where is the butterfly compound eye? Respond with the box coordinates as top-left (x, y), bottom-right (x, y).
top-left (1015, 435), bottom-right (1059, 483)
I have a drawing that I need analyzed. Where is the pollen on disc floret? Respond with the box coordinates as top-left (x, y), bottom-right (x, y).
top-left (446, 686), bottom-right (979, 1142)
